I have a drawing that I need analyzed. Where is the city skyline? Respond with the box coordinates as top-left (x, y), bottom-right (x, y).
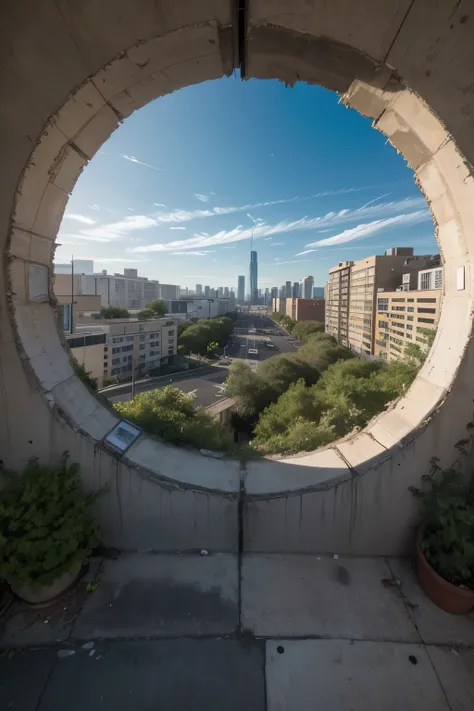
top-left (55, 76), bottom-right (437, 288)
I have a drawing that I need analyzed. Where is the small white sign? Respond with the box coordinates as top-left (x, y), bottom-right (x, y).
top-left (456, 266), bottom-right (465, 291)
top-left (28, 264), bottom-right (49, 302)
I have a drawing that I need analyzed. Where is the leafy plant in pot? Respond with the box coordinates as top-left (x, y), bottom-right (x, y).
top-left (0, 455), bottom-right (102, 605)
top-left (410, 448), bottom-right (474, 615)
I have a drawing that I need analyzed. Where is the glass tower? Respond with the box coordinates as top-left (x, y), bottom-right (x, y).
top-left (249, 250), bottom-right (258, 304)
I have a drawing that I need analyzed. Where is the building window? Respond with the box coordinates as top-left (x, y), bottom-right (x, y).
top-left (407, 307), bottom-right (414, 312)
top-left (112, 358), bottom-right (120, 365)
top-left (420, 272), bottom-right (431, 290)
top-left (392, 298), bottom-right (406, 303)
top-left (140, 335), bottom-right (146, 342)
top-left (417, 307), bottom-right (436, 314)
top-left (407, 316), bottom-right (414, 321)
top-left (111, 367), bottom-right (120, 375)
top-left (406, 324), bottom-right (413, 330)
top-left (377, 298), bottom-right (389, 311)
top-left (407, 298), bottom-right (414, 302)
top-left (418, 317), bottom-right (435, 324)
top-left (434, 269), bottom-right (443, 289)
top-left (417, 298), bottom-right (437, 303)
top-left (140, 343), bottom-right (146, 350)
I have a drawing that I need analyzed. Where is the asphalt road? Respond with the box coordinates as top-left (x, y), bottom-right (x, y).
top-left (108, 369), bottom-right (228, 407)
top-left (108, 314), bottom-right (300, 405)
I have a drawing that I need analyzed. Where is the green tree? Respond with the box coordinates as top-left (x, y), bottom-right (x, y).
top-left (404, 327), bottom-right (436, 368)
top-left (291, 320), bottom-right (324, 343)
top-left (146, 300), bottom-right (167, 318)
top-left (114, 386), bottom-right (234, 452)
top-left (207, 340), bottom-right (219, 356)
top-left (225, 361), bottom-right (273, 415)
top-left (137, 308), bottom-right (156, 321)
top-left (100, 305), bottom-right (130, 319)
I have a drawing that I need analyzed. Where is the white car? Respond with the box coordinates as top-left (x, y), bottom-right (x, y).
top-left (247, 348), bottom-right (259, 358)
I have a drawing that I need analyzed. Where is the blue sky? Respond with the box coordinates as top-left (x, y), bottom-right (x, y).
top-left (56, 75), bottom-right (437, 290)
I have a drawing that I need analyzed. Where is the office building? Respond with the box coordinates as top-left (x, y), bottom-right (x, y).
top-left (271, 287), bottom-right (279, 299)
top-left (204, 286), bottom-right (211, 297)
top-left (312, 286), bottom-right (324, 298)
top-left (165, 297), bottom-right (235, 320)
top-left (54, 270), bottom-right (179, 311)
top-left (68, 317), bottom-right (177, 383)
top-left (285, 281), bottom-right (292, 298)
top-left (418, 265), bottom-right (443, 290)
top-left (300, 275), bottom-right (314, 299)
top-left (292, 281), bottom-right (299, 298)
top-left (249, 250), bottom-right (258, 304)
top-left (224, 287), bottom-right (229, 298)
top-left (237, 275), bottom-right (245, 302)
top-left (218, 287), bottom-right (224, 298)
top-left (55, 259), bottom-right (94, 275)
top-left (326, 248), bottom-right (441, 355)
top-left (196, 284), bottom-right (203, 296)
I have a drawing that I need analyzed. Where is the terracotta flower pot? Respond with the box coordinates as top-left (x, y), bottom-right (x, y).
top-left (9, 562), bottom-right (82, 606)
top-left (416, 532), bottom-right (474, 615)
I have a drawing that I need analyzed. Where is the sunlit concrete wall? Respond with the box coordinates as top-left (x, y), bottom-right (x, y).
top-left (1, 0), bottom-right (474, 554)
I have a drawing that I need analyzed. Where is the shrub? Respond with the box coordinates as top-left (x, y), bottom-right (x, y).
top-left (114, 386), bottom-right (236, 452)
top-left (0, 456), bottom-right (101, 588)
top-left (73, 360), bottom-right (98, 391)
top-left (100, 306), bottom-right (130, 319)
top-left (411, 457), bottom-right (474, 588)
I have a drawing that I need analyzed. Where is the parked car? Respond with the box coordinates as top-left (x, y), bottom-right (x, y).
top-left (247, 348), bottom-right (259, 358)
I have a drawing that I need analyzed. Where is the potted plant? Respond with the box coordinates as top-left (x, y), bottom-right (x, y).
top-left (0, 455), bottom-right (101, 605)
top-left (410, 455), bottom-right (474, 614)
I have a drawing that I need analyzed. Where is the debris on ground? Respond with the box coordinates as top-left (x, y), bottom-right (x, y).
top-left (57, 649), bottom-right (75, 658)
top-left (200, 549), bottom-right (209, 557)
top-left (381, 577), bottom-right (401, 588)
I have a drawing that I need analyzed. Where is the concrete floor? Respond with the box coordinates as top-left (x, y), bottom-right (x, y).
top-left (1, 553), bottom-right (473, 710)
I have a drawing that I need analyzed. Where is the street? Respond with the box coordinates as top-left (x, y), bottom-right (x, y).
top-left (107, 312), bottom-right (299, 405)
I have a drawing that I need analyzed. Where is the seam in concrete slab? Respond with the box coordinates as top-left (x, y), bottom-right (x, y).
top-left (383, 0), bottom-right (416, 65)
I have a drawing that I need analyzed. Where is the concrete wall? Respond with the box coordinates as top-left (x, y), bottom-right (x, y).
top-left (1, 0), bottom-right (474, 554)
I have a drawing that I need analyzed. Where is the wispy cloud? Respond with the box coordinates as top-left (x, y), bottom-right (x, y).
top-left (127, 207), bottom-right (135, 212)
top-left (195, 193), bottom-right (212, 203)
top-left (93, 257), bottom-right (149, 263)
top-left (133, 198), bottom-right (429, 253)
top-left (122, 155), bottom-right (163, 171)
top-left (269, 242), bottom-right (285, 247)
top-left (295, 249), bottom-right (317, 256)
top-left (306, 212), bottom-right (428, 248)
top-left (67, 215), bottom-right (157, 243)
top-left (270, 259), bottom-right (312, 266)
top-left (170, 226), bottom-right (186, 230)
top-left (87, 204), bottom-right (100, 212)
top-left (170, 251), bottom-right (214, 256)
top-left (63, 214), bottom-right (97, 225)
top-left (154, 202), bottom-right (166, 207)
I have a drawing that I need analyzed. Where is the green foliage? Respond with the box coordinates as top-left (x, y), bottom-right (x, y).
top-left (252, 356), bottom-right (416, 455)
top-left (411, 457), bottom-right (474, 588)
top-left (403, 327), bottom-right (436, 368)
top-left (100, 305), bottom-right (130, 319)
top-left (206, 340), bottom-right (219, 356)
top-left (102, 375), bottom-right (117, 387)
top-left (114, 386), bottom-right (235, 452)
top-left (72, 359), bottom-right (98, 391)
top-left (137, 308), bottom-right (156, 321)
top-left (178, 321), bottom-right (194, 337)
top-left (271, 312), bottom-right (296, 331)
top-left (178, 316), bottom-right (234, 356)
top-left (146, 300), bottom-right (167, 318)
top-left (0, 456), bottom-right (101, 588)
top-left (290, 320), bottom-right (324, 343)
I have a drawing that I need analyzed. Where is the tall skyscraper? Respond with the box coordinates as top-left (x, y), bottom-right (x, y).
top-left (196, 284), bottom-right (203, 296)
top-left (300, 275), bottom-right (314, 299)
top-left (204, 285), bottom-right (210, 297)
top-left (224, 286), bottom-right (229, 297)
top-left (285, 281), bottom-right (292, 298)
top-left (237, 275), bottom-right (245, 301)
top-left (292, 281), bottom-right (299, 298)
top-left (218, 286), bottom-right (224, 298)
top-left (249, 250), bottom-right (258, 304)
top-left (312, 286), bottom-right (324, 298)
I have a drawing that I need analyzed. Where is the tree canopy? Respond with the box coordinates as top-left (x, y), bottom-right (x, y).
top-left (178, 316), bottom-right (234, 356)
top-left (146, 299), bottom-right (167, 318)
top-left (100, 305), bottom-right (130, 319)
top-left (137, 308), bottom-right (156, 321)
top-left (114, 386), bottom-right (235, 452)
top-left (291, 320), bottom-right (325, 343)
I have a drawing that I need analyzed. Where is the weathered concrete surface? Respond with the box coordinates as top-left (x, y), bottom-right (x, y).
top-left (1, 553), bottom-right (474, 710)
top-left (1, 0), bottom-right (474, 557)
top-left (387, 558), bottom-right (474, 646)
top-left (241, 554), bottom-right (418, 640)
top-left (72, 553), bottom-right (239, 639)
top-left (1, 640), bottom-right (266, 711)
top-left (0, 648), bottom-right (56, 711)
top-left (265, 639), bottom-right (452, 711)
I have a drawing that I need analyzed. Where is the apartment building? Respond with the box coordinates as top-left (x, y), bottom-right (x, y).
top-left (271, 297), bottom-right (325, 322)
top-left (374, 290), bottom-right (441, 360)
top-left (326, 250), bottom-right (440, 355)
top-left (326, 261), bottom-right (352, 347)
top-left (69, 317), bottom-right (177, 383)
